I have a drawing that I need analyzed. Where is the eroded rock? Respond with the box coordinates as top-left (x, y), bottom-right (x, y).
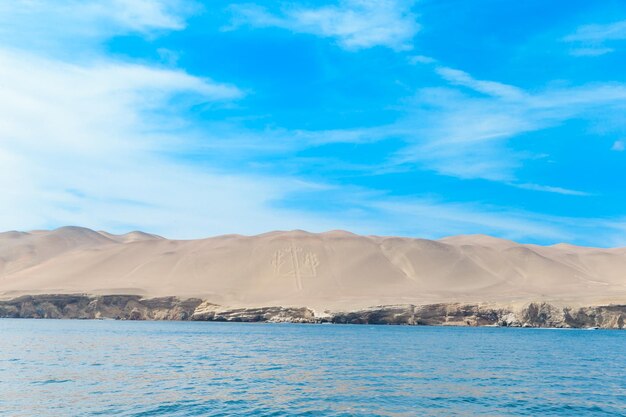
top-left (0, 295), bottom-right (624, 329)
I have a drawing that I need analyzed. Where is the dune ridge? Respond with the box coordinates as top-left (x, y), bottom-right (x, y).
top-left (1, 226), bottom-right (625, 310)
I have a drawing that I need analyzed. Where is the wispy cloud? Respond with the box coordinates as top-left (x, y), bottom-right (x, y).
top-left (227, 0), bottom-right (419, 51)
top-left (564, 19), bottom-right (626, 56)
top-left (0, 0), bottom-right (192, 32)
top-left (408, 55), bottom-right (436, 64)
top-left (272, 65), bottom-right (626, 192)
top-left (565, 19), bottom-right (626, 43)
top-left (0, 49), bottom-right (287, 238)
top-left (393, 68), bottom-right (626, 184)
top-left (0, 2), bottom-right (335, 238)
top-left (356, 197), bottom-right (626, 247)
top-left (512, 183), bottom-right (592, 197)
top-left (0, 47), bottom-right (605, 241)
top-left (569, 47), bottom-right (615, 57)
top-left (435, 67), bottom-right (526, 100)
top-left (0, 0), bottom-right (197, 57)
top-left (612, 140), bottom-right (625, 151)
top-left (1, 0), bottom-right (624, 248)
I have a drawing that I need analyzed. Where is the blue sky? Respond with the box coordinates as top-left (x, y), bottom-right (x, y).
top-left (1, 0), bottom-right (625, 246)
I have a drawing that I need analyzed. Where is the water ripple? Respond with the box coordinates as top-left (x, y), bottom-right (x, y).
top-left (0, 320), bottom-right (624, 416)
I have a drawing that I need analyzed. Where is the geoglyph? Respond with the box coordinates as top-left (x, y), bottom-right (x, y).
top-left (271, 245), bottom-right (319, 290)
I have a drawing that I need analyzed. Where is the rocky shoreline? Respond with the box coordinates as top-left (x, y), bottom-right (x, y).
top-left (0, 295), bottom-right (624, 329)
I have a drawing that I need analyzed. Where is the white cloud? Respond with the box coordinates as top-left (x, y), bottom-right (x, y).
top-left (94, 0), bottom-right (190, 31)
top-left (0, 47), bottom-right (608, 242)
top-left (359, 197), bottom-right (626, 246)
top-left (0, 48), bottom-right (341, 237)
top-left (1, 1), bottom-right (624, 247)
top-left (391, 69), bottom-right (626, 182)
top-left (1, 0), bottom-right (190, 32)
top-left (282, 66), bottom-right (626, 189)
top-left (228, 0), bottom-right (419, 51)
top-left (512, 183), bottom-right (591, 196)
top-left (0, 0), bottom-right (196, 57)
top-left (564, 19), bottom-right (626, 56)
top-left (408, 55), bottom-right (436, 64)
top-left (569, 47), bottom-right (614, 57)
top-left (367, 199), bottom-right (567, 242)
top-left (612, 140), bottom-right (625, 151)
top-left (435, 67), bottom-right (526, 100)
top-left (0, 52), bottom-right (621, 244)
top-left (564, 20), bottom-right (626, 43)
top-left (0, 0), bottom-right (369, 238)
top-left (0, 49), bottom-right (242, 147)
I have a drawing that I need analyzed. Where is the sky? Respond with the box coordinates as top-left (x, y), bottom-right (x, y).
top-left (1, 0), bottom-right (625, 246)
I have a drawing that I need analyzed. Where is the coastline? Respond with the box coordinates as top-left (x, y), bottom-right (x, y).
top-left (1, 294), bottom-right (624, 329)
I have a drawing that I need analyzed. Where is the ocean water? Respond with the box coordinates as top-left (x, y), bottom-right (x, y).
top-left (0, 320), bottom-right (624, 417)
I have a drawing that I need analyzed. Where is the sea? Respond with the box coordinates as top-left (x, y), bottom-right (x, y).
top-left (0, 319), bottom-right (624, 416)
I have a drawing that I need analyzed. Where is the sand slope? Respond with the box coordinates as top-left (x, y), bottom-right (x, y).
top-left (0, 226), bottom-right (625, 309)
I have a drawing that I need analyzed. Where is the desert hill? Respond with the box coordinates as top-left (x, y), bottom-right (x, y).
top-left (1, 226), bottom-right (625, 309)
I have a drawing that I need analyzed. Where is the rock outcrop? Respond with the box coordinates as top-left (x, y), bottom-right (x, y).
top-left (191, 301), bottom-right (316, 323)
top-left (0, 295), bottom-right (202, 320)
top-left (0, 295), bottom-right (624, 329)
top-left (330, 302), bottom-right (626, 329)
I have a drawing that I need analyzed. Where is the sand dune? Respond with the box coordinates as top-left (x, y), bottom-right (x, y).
top-left (0, 226), bottom-right (625, 309)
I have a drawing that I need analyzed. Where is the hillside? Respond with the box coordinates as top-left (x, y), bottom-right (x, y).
top-left (1, 226), bottom-right (625, 309)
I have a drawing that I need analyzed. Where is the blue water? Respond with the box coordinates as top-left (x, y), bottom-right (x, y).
top-left (0, 320), bottom-right (624, 416)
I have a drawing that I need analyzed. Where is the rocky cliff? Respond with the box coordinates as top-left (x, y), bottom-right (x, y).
top-left (0, 295), bottom-right (623, 329)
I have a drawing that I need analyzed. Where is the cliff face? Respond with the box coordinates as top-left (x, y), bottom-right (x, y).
top-left (0, 295), bottom-right (624, 329)
top-left (0, 295), bottom-right (203, 321)
top-left (329, 303), bottom-right (626, 329)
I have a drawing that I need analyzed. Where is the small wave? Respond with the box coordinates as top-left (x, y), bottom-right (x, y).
top-left (33, 379), bottom-right (72, 385)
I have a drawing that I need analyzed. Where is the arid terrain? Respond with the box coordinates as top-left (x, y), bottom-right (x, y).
top-left (1, 226), bottom-right (625, 327)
